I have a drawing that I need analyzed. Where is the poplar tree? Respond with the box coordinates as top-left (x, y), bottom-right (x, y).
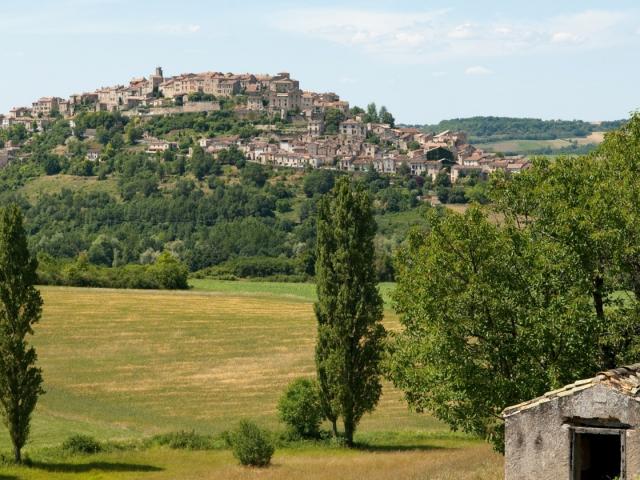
top-left (0, 205), bottom-right (44, 463)
top-left (314, 177), bottom-right (385, 447)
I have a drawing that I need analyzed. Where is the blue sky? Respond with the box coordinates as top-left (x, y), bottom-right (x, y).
top-left (1, 0), bottom-right (639, 123)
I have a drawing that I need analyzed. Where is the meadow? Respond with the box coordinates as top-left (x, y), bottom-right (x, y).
top-left (0, 281), bottom-right (503, 479)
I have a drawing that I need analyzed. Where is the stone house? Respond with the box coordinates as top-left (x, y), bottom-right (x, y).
top-left (502, 364), bottom-right (640, 480)
top-left (86, 149), bottom-right (101, 162)
top-left (374, 156), bottom-right (400, 174)
top-left (339, 119), bottom-right (366, 138)
top-left (32, 97), bottom-right (63, 116)
top-left (451, 165), bottom-right (486, 183)
top-left (146, 139), bottom-right (177, 154)
top-left (246, 93), bottom-right (265, 111)
top-left (307, 119), bottom-right (324, 137)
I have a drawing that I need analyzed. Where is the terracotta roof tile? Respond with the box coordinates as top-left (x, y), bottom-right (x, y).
top-left (502, 363), bottom-right (640, 418)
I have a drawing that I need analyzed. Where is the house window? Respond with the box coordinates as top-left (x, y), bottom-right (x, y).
top-left (571, 427), bottom-right (624, 480)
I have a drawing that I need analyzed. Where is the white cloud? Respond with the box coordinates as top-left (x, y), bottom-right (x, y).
top-left (465, 66), bottom-right (493, 76)
top-left (551, 32), bottom-right (582, 44)
top-left (271, 7), bottom-right (640, 64)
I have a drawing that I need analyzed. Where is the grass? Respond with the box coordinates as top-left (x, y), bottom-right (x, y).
top-left (20, 175), bottom-right (120, 202)
top-left (189, 278), bottom-right (397, 306)
top-left (1, 439), bottom-right (503, 480)
top-left (0, 282), bottom-right (503, 478)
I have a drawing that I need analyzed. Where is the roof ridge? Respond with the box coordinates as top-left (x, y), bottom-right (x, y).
top-left (502, 363), bottom-right (640, 418)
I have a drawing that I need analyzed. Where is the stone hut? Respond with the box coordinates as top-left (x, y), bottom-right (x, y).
top-left (502, 364), bottom-right (640, 480)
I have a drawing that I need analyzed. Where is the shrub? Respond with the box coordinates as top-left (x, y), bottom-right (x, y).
top-left (150, 430), bottom-right (216, 450)
top-left (277, 378), bottom-right (324, 438)
top-left (62, 435), bottom-right (102, 454)
top-left (229, 420), bottom-right (275, 467)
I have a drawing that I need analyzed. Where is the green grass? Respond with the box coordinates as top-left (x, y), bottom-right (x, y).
top-left (1, 437), bottom-right (503, 480)
top-left (0, 282), bottom-right (502, 478)
top-left (20, 175), bottom-right (120, 202)
top-left (189, 279), bottom-right (397, 306)
top-left (0, 283), bottom-right (425, 452)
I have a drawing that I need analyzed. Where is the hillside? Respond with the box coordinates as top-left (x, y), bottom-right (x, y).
top-left (0, 110), bottom-right (443, 285)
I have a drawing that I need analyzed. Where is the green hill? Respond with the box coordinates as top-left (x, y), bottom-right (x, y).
top-left (415, 116), bottom-right (625, 143)
top-left (0, 111), bottom-right (427, 285)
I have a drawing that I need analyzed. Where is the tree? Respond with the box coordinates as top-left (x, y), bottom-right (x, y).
top-left (124, 122), bottom-right (142, 145)
top-left (379, 106), bottom-right (395, 127)
top-left (240, 163), bottom-right (267, 188)
top-left (389, 207), bottom-right (609, 452)
top-left (43, 154), bottom-right (62, 175)
top-left (364, 103), bottom-right (379, 123)
top-left (0, 205), bottom-right (45, 463)
top-left (190, 145), bottom-right (212, 180)
top-left (490, 117), bottom-right (640, 369)
top-left (277, 378), bottom-right (324, 438)
top-left (149, 252), bottom-right (189, 290)
top-left (389, 115), bottom-right (640, 451)
top-left (407, 140), bottom-right (421, 151)
top-left (314, 177), bottom-right (386, 446)
top-left (324, 108), bottom-right (345, 135)
top-left (303, 170), bottom-right (335, 198)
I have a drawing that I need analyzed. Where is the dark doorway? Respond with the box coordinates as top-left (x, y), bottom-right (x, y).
top-left (573, 431), bottom-right (621, 480)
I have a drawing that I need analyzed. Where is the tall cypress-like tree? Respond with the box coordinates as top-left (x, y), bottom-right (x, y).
top-left (314, 177), bottom-right (385, 446)
top-left (0, 205), bottom-right (44, 463)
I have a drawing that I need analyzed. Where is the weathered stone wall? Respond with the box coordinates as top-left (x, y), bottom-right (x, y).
top-left (123, 102), bottom-right (220, 117)
top-left (505, 384), bottom-right (640, 480)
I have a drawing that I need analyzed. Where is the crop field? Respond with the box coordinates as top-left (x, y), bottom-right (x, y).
top-left (0, 282), bottom-right (503, 479)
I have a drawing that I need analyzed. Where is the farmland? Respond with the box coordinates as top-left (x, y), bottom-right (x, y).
top-left (0, 282), bottom-right (503, 479)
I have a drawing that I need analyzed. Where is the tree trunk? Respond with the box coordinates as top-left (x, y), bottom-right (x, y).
top-left (331, 418), bottom-right (338, 438)
top-left (627, 257), bottom-right (640, 301)
top-left (13, 443), bottom-right (21, 464)
top-left (344, 416), bottom-right (354, 447)
top-left (594, 275), bottom-right (617, 369)
top-left (593, 275), bottom-right (605, 321)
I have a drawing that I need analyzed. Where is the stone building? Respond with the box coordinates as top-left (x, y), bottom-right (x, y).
top-left (502, 364), bottom-right (640, 480)
top-left (339, 119), bottom-right (366, 138)
top-left (32, 97), bottom-right (63, 116)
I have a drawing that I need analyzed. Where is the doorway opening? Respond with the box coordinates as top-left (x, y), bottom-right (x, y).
top-left (572, 430), bottom-right (622, 480)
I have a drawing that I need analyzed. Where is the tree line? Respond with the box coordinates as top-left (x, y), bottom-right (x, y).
top-left (418, 116), bottom-right (626, 142)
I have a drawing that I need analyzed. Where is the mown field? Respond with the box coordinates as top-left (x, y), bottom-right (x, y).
top-left (0, 281), bottom-right (503, 479)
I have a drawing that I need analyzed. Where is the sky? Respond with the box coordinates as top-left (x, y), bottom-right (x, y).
top-left (1, 0), bottom-right (639, 124)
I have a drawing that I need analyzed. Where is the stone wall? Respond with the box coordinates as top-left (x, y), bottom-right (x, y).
top-left (123, 102), bottom-right (220, 117)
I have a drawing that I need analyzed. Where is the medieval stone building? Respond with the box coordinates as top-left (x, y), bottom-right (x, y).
top-left (503, 364), bottom-right (640, 479)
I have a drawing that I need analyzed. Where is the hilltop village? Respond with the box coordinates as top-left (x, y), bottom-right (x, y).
top-left (0, 67), bottom-right (529, 183)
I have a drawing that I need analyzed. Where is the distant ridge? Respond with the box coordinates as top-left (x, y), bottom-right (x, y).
top-left (402, 116), bottom-right (627, 143)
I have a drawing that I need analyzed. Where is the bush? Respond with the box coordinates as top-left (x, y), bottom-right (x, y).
top-left (62, 435), bottom-right (103, 454)
top-left (150, 430), bottom-right (217, 450)
top-left (229, 420), bottom-right (275, 467)
top-left (277, 378), bottom-right (324, 438)
top-left (37, 252), bottom-right (189, 290)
